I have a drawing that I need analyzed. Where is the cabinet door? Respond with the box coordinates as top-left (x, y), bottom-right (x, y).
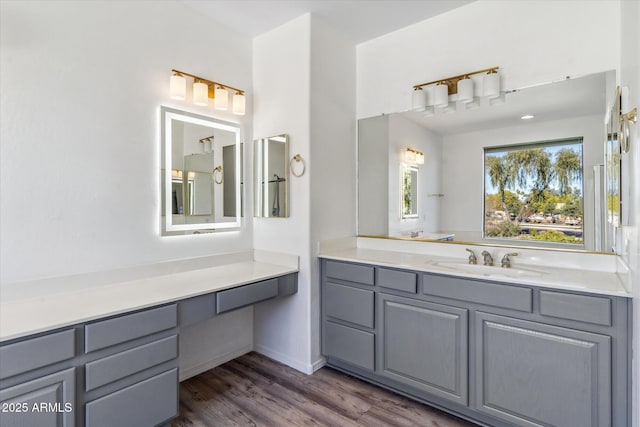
top-left (0, 368), bottom-right (75, 427)
top-left (475, 312), bottom-right (611, 427)
top-left (378, 294), bottom-right (468, 404)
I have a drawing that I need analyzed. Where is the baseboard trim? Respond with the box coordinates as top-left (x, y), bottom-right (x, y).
top-left (254, 344), bottom-right (316, 375)
top-left (311, 356), bottom-right (326, 373)
top-left (179, 344), bottom-right (253, 381)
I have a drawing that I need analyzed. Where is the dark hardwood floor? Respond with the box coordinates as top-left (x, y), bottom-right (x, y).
top-left (172, 352), bottom-right (478, 427)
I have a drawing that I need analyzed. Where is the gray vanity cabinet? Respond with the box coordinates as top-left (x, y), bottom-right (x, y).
top-left (0, 329), bottom-right (77, 427)
top-left (83, 304), bottom-right (179, 427)
top-left (378, 294), bottom-right (468, 404)
top-left (320, 258), bottom-right (631, 427)
top-left (0, 368), bottom-right (76, 427)
top-left (322, 261), bottom-right (375, 371)
top-left (475, 312), bottom-right (611, 427)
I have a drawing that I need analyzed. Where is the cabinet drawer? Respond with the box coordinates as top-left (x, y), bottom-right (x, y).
top-left (324, 283), bottom-right (374, 328)
top-left (378, 268), bottom-right (417, 293)
top-left (178, 294), bottom-right (216, 327)
top-left (325, 261), bottom-right (374, 285)
top-left (324, 321), bottom-right (374, 371)
top-left (423, 274), bottom-right (532, 312)
top-left (85, 305), bottom-right (177, 353)
top-left (540, 291), bottom-right (611, 326)
top-left (85, 335), bottom-right (178, 391)
top-left (0, 329), bottom-right (75, 379)
top-left (216, 279), bottom-right (278, 314)
top-left (85, 368), bottom-right (178, 427)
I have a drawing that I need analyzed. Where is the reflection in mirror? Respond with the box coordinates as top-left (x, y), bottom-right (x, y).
top-left (358, 70), bottom-right (617, 253)
top-left (254, 134), bottom-right (289, 218)
top-left (161, 106), bottom-right (242, 235)
top-left (401, 165), bottom-right (419, 218)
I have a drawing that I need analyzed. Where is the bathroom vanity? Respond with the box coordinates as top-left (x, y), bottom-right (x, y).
top-left (0, 253), bottom-right (298, 427)
top-left (320, 243), bottom-right (631, 427)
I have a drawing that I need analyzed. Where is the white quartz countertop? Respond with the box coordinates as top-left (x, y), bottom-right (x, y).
top-left (0, 258), bottom-right (298, 343)
top-left (319, 247), bottom-right (630, 297)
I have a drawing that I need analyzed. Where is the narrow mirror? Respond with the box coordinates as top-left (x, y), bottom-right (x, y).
top-left (254, 134), bottom-right (289, 218)
top-left (401, 165), bottom-right (419, 219)
top-left (161, 106), bottom-right (242, 235)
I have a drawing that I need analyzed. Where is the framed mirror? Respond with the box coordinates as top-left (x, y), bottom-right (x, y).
top-left (160, 106), bottom-right (242, 235)
top-left (358, 70), bottom-right (617, 253)
top-left (254, 134), bottom-right (289, 218)
top-left (401, 165), bottom-right (419, 218)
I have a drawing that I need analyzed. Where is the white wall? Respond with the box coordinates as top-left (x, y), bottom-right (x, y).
top-left (0, 0), bottom-right (253, 283)
top-left (0, 0), bottom-right (254, 378)
top-left (441, 114), bottom-right (603, 249)
top-left (252, 13), bottom-right (356, 373)
top-left (252, 15), bottom-right (313, 372)
top-left (308, 15), bottom-right (356, 367)
top-left (356, 0), bottom-right (620, 119)
top-left (358, 115), bottom-right (389, 235)
top-left (388, 114), bottom-right (442, 235)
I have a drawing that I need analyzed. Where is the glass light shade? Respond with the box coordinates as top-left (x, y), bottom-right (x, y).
top-left (433, 83), bottom-right (449, 107)
top-left (169, 74), bottom-right (186, 100)
top-left (483, 71), bottom-right (500, 98)
top-left (404, 149), bottom-right (416, 163)
top-left (412, 88), bottom-right (426, 111)
top-left (214, 86), bottom-right (229, 110)
top-left (232, 92), bottom-right (246, 115)
top-left (457, 77), bottom-right (474, 103)
top-left (415, 152), bottom-right (425, 164)
top-left (193, 81), bottom-right (208, 106)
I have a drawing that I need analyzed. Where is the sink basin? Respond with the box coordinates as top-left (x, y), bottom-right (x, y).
top-left (433, 261), bottom-right (544, 279)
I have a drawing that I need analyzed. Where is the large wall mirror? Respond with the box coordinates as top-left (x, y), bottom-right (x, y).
top-left (160, 106), bottom-right (242, 235)
top-left (254, 134), bottom-right (289, 218)
top-left (358, 70), bottom-right (619, 253)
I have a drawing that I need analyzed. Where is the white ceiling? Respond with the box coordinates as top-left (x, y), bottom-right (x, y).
top-left (182, 0), bottom-right (474, 43)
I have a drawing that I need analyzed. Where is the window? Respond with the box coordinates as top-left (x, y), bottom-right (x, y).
top-left (484, 138), bottom-right (583, 245)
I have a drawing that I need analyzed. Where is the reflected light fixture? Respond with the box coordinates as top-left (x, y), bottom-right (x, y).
top-left (169, 69), bottom-right (245, 115)
top-left (411, 66), bottom-right (499, 111)
top-left (520, 114), bottom-right (535, 120)
top-left (404, 148), bottom-right (424, 165)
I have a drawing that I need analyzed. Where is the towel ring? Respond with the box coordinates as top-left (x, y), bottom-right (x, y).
top-left (619, 107), bottom-right (637, 153)
top-left (290, 154), bottom-right (306, 177)
top-left (213, 165), bottom-right (223, 184)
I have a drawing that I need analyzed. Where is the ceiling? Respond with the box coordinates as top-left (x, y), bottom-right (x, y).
top-left (182, 0), bottom-right (474, 43)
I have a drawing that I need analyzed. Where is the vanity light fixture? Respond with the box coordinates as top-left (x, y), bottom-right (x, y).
top-left (411, 66), bottom-right (499, 111)
top-left (483, 69), bottom-right (501, 98)
top-left (169, 72), bottom-right (186, 100)
top-left (404, 148), bottom-right (424, 165)
top-left (169, 69), bottom-right (246, 115)
top-left (457, 76), bottom-right (474, 103)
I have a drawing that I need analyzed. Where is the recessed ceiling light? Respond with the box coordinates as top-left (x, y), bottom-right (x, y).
top-left (521, 114), bottom-right (535, 120)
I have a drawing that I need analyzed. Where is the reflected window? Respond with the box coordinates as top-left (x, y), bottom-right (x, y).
top-left (401, 165), bottom-right (419, 218)
top-left (484, 138), bottom-right (584, 245)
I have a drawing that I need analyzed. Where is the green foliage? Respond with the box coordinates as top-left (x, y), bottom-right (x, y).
top-left (485, 220), bottom-right (521, 238)
top-left (528, 229), bottom-right (582, 244)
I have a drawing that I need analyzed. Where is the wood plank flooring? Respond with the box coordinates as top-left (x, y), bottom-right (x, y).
top-left (172, 352), bottom-right (478, 427)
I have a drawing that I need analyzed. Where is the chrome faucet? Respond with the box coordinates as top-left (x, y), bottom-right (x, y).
top-left (481, 250), bottom-right (493, 266)
top-left (465, 248), bottom-right (477, 264)
top-left (501, 252), bottom-right (518, 268)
